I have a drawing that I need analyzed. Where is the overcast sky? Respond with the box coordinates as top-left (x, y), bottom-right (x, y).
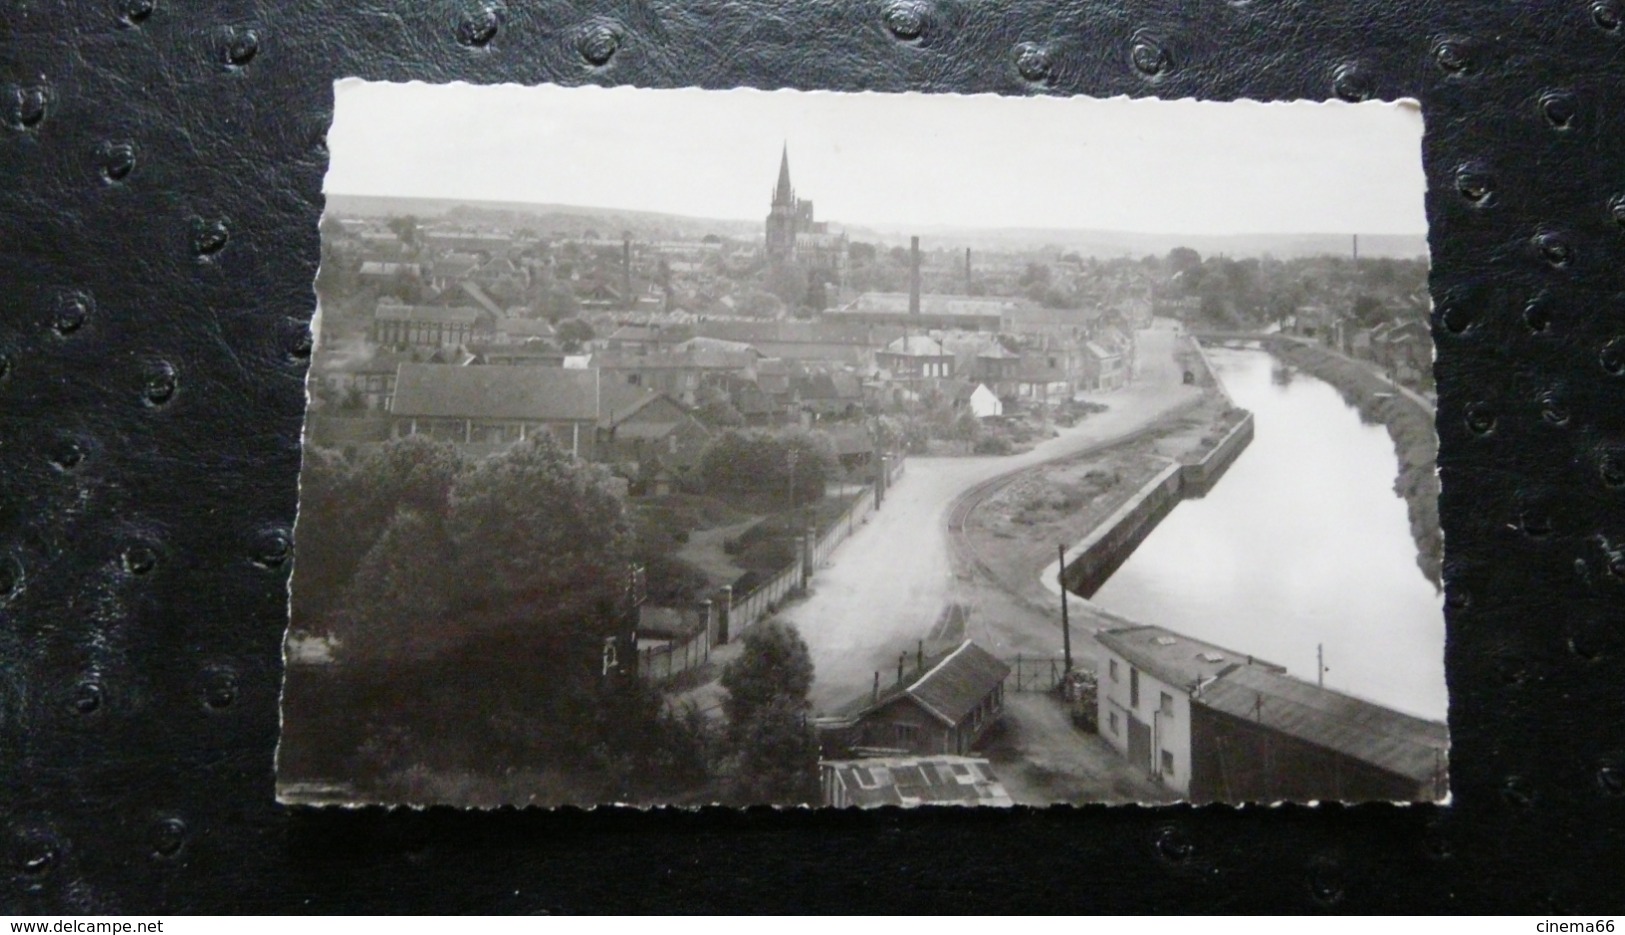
top-left (325, 81), bottom-right (1426, 236)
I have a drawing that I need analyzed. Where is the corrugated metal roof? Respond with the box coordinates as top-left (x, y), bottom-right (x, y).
top-left (1197, 665), bottom-right (1448, 784)
top-left (823, 756), bottom-right (1014, 808)
top-left (391, 364), bottom-right (598, 421)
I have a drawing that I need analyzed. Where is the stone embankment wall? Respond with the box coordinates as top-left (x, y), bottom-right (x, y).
top-left (1264, 338), bottom-right (1443, 588)
top-left (1180, 411), bottom-right (1255, 498)
top-left (1061, 341), bottom-right (1255, 598)
top-left (1060, 463), bottom-right (1186, 598)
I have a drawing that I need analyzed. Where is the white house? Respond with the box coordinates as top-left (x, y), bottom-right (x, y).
top-left (968, 383), bottom-right (1003, 418)
top-left (1095, 625), bottom-right (1263, 797)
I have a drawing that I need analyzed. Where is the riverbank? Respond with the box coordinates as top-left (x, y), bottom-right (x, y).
top-left (1263, 338), bottom-right (1443, 588)
top-left (961, 389), bottom-right (1246, 633)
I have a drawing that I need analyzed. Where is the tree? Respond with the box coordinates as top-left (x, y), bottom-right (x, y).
top-left (556, 318), bottom-right (594, 351)
top-left (386, 215), bottom-right (419, 250)
top-left (720, 620), bottom-right (814, 734)
top-left (1167, 246), bottom-right (1203, 281)
top-left (290, 437), bottom-right (464, 627)
top-left (448, 434), bottom-right (632, 609)
top-left (764, 262), bottom-right (810, 311)
top-left (951, 409), bottom-right (983, 443)
top-left (737, 288), bottom-right (784, 318)
top-left (728, 695), bottom-right (820, 804)
top-left (697, 430), bottom-right (832, 505)
top-left (1019, 262), bottom-right (1052, 289)
top-left (1352, 294), bottom-right (1388, 328)
top-left (719, 621), bottom-right (818, 804)
top-left (333, 508), bottom-right (455, 661)
top-left (695, 384), bottom-right (745, 427)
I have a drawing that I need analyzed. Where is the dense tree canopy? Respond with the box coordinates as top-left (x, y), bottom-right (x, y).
top-left (696, 429), bottom-right (835, 505)
top-left (294, 434), bottom-right (632, 668)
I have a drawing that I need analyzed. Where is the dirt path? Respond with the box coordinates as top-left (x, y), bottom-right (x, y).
top-left (981, 694), bottom-right (1178, 805)
top-left (787, 322), bottom-right (1202, 712)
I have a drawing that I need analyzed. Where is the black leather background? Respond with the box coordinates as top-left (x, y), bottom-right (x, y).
top-left (3, 0), bottom-right (1624, 914)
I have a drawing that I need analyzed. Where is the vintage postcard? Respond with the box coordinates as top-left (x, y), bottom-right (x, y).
top-left (277, 82), bottom-right (1445, 808)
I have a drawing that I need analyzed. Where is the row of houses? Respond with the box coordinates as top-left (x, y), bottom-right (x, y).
top-left (1284, 306), bottom-right (1433, 390)
top-left (348, 301), bottom-right (1131, 433)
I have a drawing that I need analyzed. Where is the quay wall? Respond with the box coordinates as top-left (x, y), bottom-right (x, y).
top-left (1061, 344), bottom-right (1255, 597)
top-left (1060, 463), bottom-right (1186, 599)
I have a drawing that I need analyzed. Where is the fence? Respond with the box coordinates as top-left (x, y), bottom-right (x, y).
top-left (637, 605), bottom-right (716, 684)
top-left (727, 562), bottom-right (800, 637)
top-left (811, 485), bottom-right (876, 567)
top-left (728, 455), bottom-right (905, 638)
top-left (1008, 655), bottom-right (1073, 693)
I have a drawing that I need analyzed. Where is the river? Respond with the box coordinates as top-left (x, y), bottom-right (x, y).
top-left (1088, 346), bottom-right (1447, 722)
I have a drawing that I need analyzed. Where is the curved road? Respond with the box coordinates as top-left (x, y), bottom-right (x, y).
top-left (787, 322), bottom-right (1201, 711)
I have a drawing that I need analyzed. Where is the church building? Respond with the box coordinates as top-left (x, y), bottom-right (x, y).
top-left (764, 145), bottom-right (846, 275)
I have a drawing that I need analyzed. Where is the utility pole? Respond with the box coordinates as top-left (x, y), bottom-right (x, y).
top-left (787, 447), bottom-right (798, 514)
top-left (1058, 544), bottom-right (1073, 673)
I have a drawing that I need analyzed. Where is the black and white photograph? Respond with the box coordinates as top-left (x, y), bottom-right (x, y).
top-left (277, 82), bottom-right (1446, 809)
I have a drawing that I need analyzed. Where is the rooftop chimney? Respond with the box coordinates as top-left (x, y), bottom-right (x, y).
top-left (897, 652), bottom-right (906, 685)
top-left (872, 671), bottom-right (880, 704)
top-left (917, 639), bottom-right (924, 674)
top-left (908, 236), bottom-right (921, 316)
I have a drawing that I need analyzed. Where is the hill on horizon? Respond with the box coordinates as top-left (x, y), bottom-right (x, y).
top-left (323, 193), bottom-right (1428, 260)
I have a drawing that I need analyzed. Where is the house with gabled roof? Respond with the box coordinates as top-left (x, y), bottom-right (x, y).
top-left (816, 640), bottom-right (1011, 758)
top-left (596, 383), bottom-right (713, 474)
top-left (1081, 340), bottom-right (1127, 391)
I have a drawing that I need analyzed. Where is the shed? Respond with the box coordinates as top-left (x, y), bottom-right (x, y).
top-left (819, 640), bottom-right (1011, 758)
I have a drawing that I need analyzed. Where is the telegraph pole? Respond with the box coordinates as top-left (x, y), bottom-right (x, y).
top-left (1058, 544), bottom-right (1073, 673)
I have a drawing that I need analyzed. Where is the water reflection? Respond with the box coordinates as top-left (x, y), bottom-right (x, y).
top-left (1091, 348), bottom-right (1447, 721)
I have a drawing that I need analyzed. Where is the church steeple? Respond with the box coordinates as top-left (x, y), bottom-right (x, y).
top-left (773, 143), bottom-right (794, 206)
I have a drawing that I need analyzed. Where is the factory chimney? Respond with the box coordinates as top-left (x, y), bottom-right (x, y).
top-left (621, 235), bottom-right (633, 312)
top-left (964, 247), bottom-right (972, 294)
top-left (908, 235), bottom-right (922, 316)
